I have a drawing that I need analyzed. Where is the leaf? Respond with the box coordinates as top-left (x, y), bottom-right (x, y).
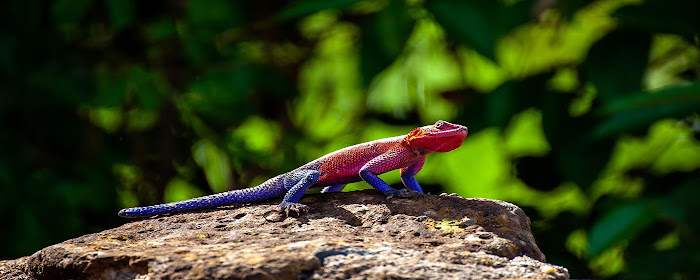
top-left (487, 72), bottom-right (552, 128)
top-left (275, 0), bottom-right (362, 22)
top-left (583, 29), bottom-right (651, 104)
top-left (186, 0), bottom-right (244, 34)
top-left (95, 71), bottom-right (127, 107)
top-left (52, 0), bottom-right (92, 25)
top-left (454, 72), bottom-right (553, 131)
top-left (188, 0), bottom-right (237, 25)
top-left (184, 66), bottom-right (255, 123)
top-left (192, 139), bottom-right (233, 193)
top-left (555, 0), bottom-right (593, 20)
top-left (426, 0), bottom-right (532, 61)
top-left (127, 66), bottom-right (162, 111)
top-left (359, 0), bottom-right (415, 86)
top-left (593, 81), bottom-right (700, 139)
top-left (615, 0), bottom-right (700, 38)
top-left (542, 94), bottom-right (615, 188)
top-left (107, 0), bottom-right (134, 31)
top-left (588, 199), bottom-right (660, 257)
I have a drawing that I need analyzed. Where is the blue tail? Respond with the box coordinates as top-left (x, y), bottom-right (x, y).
top-left (118, 183), bottom-right (287, 218)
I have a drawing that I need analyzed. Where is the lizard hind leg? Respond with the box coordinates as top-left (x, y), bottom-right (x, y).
top-left (279, 170), bottom-right (320, 215)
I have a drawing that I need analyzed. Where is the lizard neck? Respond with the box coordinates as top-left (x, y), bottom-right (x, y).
top-left (400, 137), bottom-right (428, 156)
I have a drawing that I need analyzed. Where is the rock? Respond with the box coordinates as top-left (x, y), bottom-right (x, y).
top-left (2, 189), bottom-right (569, 280)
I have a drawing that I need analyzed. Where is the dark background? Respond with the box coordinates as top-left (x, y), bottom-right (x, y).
top-left (1, 0), bottom-right (698, 279)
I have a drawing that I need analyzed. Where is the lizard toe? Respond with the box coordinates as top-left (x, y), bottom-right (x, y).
top-left (280, 202), bottom-right (309, 216)
top-left (384, 188), bottom-right (404, 199)
top-left (386, 189), bottom-right (423, 199)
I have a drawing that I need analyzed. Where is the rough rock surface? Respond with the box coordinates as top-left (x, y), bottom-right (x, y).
top-left (2, 190), bottom-right (569, 280)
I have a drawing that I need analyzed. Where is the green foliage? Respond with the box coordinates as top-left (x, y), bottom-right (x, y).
top-left (426, 0), bottom-right (532, 61)
top-left (1, 0), bottom-right (698, 279)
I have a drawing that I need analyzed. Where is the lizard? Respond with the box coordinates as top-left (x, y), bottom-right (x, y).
top-left (118, 120), bottom-right (468, 218)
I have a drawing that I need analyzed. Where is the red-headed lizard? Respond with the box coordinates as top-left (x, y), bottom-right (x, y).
top-left (118, 120), bottom-right (468, 217)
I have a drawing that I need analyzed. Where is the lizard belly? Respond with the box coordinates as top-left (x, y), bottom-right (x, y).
top-left (316, 166), bottom-right (364, 186)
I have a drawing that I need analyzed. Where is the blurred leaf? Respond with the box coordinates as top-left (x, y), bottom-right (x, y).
top-left (456, 72), bottom-right (553, 132)
top-left (583, 29), bottom-right (651, 103)
top-left (95, 71), bottom-right (127, 107)
top-left (193, 139), bottom-right (232, 193)
top-left (556, 0), bottom-right (593, 20)
top-left (89, 107), bottom-right (122, 133)
top-left (184, 66), bottom-right (255, 123)
top-left (623, 246), bottom-right (700, 280)
top-left (145, 18), bottom-right (176, 41)
top-left (588, 199), bottom-right (660, 257)
top-left (615, 0), bottom-right (700, 38)
top-left (52, 0), bottom-right (92, 25)
top-left (127, 66), bottom-right (163, 111)
top-left (658, 174), bottom-right (700, 226)
top-left (593, 81), bottom-right (700, 139)
top-left (126, 109), bottom-right (158, 131)
top-left (164, 178), bottom-right (206, 202)
top-left (426, 0), bottom-right (532, 61)
top-left (187, 0), bottom-right (242, 27)
top-left (360, 0), bottom-right (415, 86)
top-left (490, 72), bottom-right (553, 127)
top-left (179, 29), bottom-right (214, 67)
top-left (542, 94), bottom-right (614, 188)
top-left (231, 117), bottom-right (281, 154)
top-left (276, 0), bottom-right (361, 22)
top-left (107, 0), bottom-right (134, 31)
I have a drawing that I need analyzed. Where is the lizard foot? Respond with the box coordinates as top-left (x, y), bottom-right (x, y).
top-left (279, 202), bottom-right (310, 216)
top-left (386, 189), bottom-right (423, 199)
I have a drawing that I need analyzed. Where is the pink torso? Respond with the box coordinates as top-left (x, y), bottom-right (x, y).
top-left (301, 136), bottom-right (408, 186)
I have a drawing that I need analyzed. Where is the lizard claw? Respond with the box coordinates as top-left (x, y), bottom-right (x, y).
top-left (279, 202), bottom-right (309, 216)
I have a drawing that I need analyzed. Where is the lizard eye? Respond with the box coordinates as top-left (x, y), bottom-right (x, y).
top-left (435, 121), bottom-right (444, 128)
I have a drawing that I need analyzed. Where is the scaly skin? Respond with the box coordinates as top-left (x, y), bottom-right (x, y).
top-left (118, 120), bottom-right (468, 218)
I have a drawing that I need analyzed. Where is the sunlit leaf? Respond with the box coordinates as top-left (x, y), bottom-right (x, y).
top-left (89, 107), bottom-right (123, 133)
top-left (164, 178), bottom-right (206, 203)
top-left (192, 139), bottom-right (232, 193)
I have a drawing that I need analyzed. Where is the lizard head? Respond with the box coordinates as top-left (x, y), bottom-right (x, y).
top-left (404, 120), bottom-right (468, 153)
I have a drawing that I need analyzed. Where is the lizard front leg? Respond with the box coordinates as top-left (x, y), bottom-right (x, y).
top-left (359, 147), bottom-right (416, 196)
top-left (279, 169), bottom-right (319, 215)
top-left (400, 156), bottom-right (425, 193)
